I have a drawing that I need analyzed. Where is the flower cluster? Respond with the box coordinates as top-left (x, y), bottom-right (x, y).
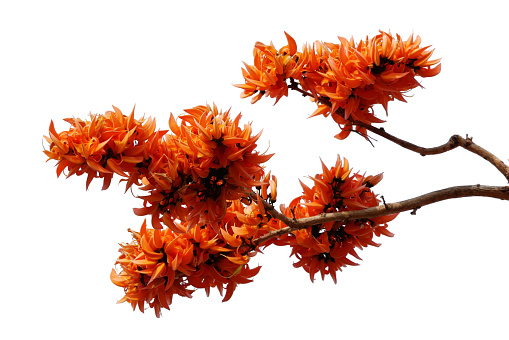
top-left (275, 156), bottom-right (397, 283)
top-left (111, 195), bottom-right (280, 317)
top-left (43, 106), bottom-right (163, 190)
top-left (44, 104), bottom-right (273, 230)
top-left (44, 31), bottom-right (412, 317)
top-left (133, 104), bottom-right (273, 231)
top-left (236, 31), bottom-right (441, 139)
top-left (45, 104), bottom-right (283, 316)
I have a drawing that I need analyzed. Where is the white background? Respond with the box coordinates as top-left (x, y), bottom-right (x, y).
top-left (1, 1), bottom-right (508, 339)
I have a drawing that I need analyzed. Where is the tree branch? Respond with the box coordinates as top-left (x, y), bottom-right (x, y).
top-left (357, 123), bottom-right (509, 182)
top-left (286, 83), bottom-right (509, 182)
top-left (253, 185), bottom-right (509, 246)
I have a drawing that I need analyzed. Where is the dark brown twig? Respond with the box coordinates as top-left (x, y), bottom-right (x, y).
top-left (357, 123), bottom-right (509, 182)
top-left (286, 84), bottom-right (509, 182)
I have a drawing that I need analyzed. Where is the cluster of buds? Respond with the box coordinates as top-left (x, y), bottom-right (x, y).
top-left (236, 31), bottom-right (441, 139)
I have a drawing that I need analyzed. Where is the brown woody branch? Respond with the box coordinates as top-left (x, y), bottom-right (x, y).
top-left (253, 83), bottom-right (509, 248)
top-left (253, 185), bottom-right (509, 246)
top-left (357, 123), bottom-right (509, 182)
top-left (287, 82), bottom-right (509, 182)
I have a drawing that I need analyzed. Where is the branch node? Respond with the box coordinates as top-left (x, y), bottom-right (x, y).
top-left (465, 134), bottom-right (473, 145)
top-left (290, 206), bottom-right (296, 220)
top-left (410, 206), bottom-right (421, 215)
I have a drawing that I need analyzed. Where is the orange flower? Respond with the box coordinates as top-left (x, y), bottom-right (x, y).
top-left (275, 156), bottom-right (397, 283)
top-left (45, 104), bottom-right (274, 233)
top-left (134, 104), bottom-right (273, 231)
top-left (43, 106), bottom-right (163, 190)
top-left (112, 197), bottom-right (282, 317)
top-left (110, 221), bottom-right (194, 318)
top-left (260, 171), bottom-right (277, 203)
top-left (237, 31), bottom-right (441, 140)
top-left (234, 32), bottom-right (302, 104)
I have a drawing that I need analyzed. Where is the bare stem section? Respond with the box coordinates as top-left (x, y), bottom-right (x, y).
top-left (254, 185), bottom-right (509, 246)
top-left (287, 84), bottom-right (509, 182)
top-left (358, 124), bottom-right (509, 182)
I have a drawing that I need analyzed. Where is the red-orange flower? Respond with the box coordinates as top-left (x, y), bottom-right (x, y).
top-left (237, 31), bottom-right (441, 140)
top-left (234, 32), bottom-right (301, 104)
top-left (275, 156), bottom-right (397, 283)
top-left (45, 104), bottom-right (274, 232)
top-left (112, 195), bottom-right (281, 317)
top-left (133, 104), bottom-right (273, 231)
top-left (43, 106), bottom-right (163, 190)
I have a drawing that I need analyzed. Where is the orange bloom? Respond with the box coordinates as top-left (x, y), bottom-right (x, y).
top-left (43, 106), bottom-right (163, 190)
top-left (260, 171), bottom-right (277, 203)
top-left (133, 104), bottom-right (273, 231)
top-left (234, 32), bottom-right (301, 104)
top-left (45, 104), bottom-right (274, 232)
top-left (112, 197), bottom-right (283, 317)
top-left (112, 218), bottom-right (255, 317)
top-left (237, 31), bottom-right (441, 140)
top-left (275, 156), bottom-right (397, 283)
